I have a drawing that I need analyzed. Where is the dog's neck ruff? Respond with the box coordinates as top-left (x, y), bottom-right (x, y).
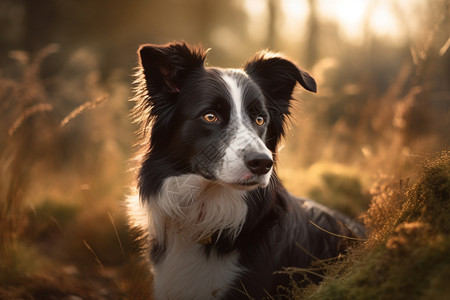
top-left (145, 174), bottom-right (249, 244)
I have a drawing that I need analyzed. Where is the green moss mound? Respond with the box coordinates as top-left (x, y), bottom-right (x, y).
top-left (295, 151), bottom-right (450, 300)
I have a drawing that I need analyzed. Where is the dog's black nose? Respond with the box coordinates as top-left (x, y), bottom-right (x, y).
top-left (245, 153), bottom-right (273, 175)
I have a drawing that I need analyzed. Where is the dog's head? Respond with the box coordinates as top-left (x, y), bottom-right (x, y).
top-left (135, 42), bottom-right (316, 194)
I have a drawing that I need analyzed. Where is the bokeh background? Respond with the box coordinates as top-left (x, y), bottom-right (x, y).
top-left (1, 0), bottom-right (449, 299)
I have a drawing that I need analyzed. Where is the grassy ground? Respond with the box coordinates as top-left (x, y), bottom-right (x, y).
top-left (288, 151), bottom-right (450, 300)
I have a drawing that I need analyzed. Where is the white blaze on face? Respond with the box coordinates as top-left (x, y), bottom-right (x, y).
top-left (218, 70), bottom-right (273, 188)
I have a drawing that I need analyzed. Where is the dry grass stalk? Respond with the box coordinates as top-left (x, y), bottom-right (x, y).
top-left (60, 94), bottom-right (108, 127)
top-left (8, 103), bottom-right (53, 137)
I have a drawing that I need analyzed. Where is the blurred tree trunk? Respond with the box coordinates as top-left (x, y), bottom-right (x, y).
top-left (23, 0), bottom-right (58, 53)
top-left (198, 0), bottom-right (214, 44)
top-left (267, 0), bottom-right (278, 49)
top-left (305, 0), bottom-right (319, 68)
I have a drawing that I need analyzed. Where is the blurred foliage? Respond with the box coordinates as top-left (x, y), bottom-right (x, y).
top-left (0, 0), bottom-right (449, 299)
top-left (308, 171), bottom-right (370, 218)
top-left (0, 41), bottom-right (137, 299)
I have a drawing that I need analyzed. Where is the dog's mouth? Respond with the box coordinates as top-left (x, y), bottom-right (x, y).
top-left (230, 181), bottom-right (260, 190)
top-left (224, 176), bottom-right (270, 191)
top-left (198, 174), bottom-right (263, 191)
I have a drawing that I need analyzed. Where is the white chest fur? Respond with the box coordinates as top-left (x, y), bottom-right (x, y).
top-left (152, 233), bottom-right (244, 300)
top-left (142, 175), bottom-right (249, 300)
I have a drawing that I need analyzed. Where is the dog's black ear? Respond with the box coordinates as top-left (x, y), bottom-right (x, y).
top-left (244, 52), bottom-right (316, 151)
top-left (138, 42), bottom-right (206, 95)
top-left (244, 51), bottom-right (316, 99)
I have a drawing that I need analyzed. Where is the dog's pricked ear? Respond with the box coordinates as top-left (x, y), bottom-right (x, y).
top-left (244, 52), bottom-right (316, 151)
top-left (244, 52), bottom-right (316, 98)
top-left (138, 42), bottom-right (206, 95)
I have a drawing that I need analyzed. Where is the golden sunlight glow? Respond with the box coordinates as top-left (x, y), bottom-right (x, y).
top-left (242, 0), bottom-right (269, 43)
top-left (317, 0), bottom-right (404, 42)
top-left (240, 0), bottom-right (421, 45)
top-left (280, 0), bottom-right (309, 41)
top-left (318, 0), bottom-right (368, 41)
top-left (370, 1), bottom-right (400, 37)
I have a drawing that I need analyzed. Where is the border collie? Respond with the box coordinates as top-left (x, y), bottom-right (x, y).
top-left (127, 42), bottom-right (365, 300)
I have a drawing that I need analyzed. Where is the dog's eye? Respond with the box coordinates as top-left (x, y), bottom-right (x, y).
top-left (203, 113), bottom-right (218, 123)
top-left (255, 116), bottom-right (265, 126)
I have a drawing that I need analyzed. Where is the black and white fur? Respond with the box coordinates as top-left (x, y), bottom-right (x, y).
top-left (128, 42), bottom-right (365, 300)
